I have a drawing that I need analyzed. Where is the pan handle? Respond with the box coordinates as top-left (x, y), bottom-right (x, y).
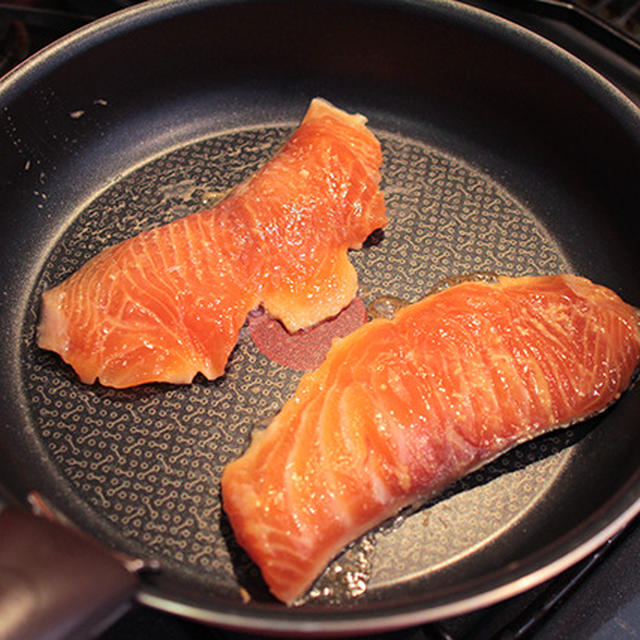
top-left (0, 506), bottom-right (139, 640)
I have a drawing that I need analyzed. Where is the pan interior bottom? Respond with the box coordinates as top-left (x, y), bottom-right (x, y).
top-left (21, 123), bottom-right (572, 605)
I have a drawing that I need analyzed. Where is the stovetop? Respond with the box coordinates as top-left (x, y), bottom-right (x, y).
top-left (1, 1), bottom-right (639, 639)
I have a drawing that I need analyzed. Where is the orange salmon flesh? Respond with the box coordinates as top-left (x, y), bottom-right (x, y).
top-left (37, 98), bottom-right (387, 388)
top-left (221, 274), bottom-right (640, 604)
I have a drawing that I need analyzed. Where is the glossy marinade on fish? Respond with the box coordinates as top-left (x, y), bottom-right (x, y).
top-left (221, 274), bottom-right (640, 605)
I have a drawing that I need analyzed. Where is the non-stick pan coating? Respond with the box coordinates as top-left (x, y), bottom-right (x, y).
top-left (1, 0), bottom-right (639, 634)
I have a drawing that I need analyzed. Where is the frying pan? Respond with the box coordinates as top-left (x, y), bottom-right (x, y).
top-left (1, 0), bottom-right (639, 637)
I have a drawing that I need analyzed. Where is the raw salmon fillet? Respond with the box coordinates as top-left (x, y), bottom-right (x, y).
top-left (221, 274), bottom-right (640, 604)
top-left (37, 99), bottom-right (387, 387)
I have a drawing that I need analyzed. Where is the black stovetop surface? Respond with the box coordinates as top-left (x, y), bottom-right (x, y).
top-left (1, 1), bottom-right (639, 638)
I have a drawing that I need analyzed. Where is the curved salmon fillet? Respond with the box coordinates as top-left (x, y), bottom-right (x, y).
top-left (37, 99), bottom-right (387, 387)
top-left (221, 274), bottom-right (640, 604)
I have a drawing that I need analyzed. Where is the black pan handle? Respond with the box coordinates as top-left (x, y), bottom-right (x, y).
top-left (0, 506), bottom-right (139, 640)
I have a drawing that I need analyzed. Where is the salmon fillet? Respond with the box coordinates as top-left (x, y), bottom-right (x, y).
top-left (221, 274), bottom-right (640, 605)
top-left (37, 98), bottom-right (387, 388)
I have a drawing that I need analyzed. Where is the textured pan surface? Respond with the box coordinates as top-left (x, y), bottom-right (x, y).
top-left (1, 0), bottom-right (640, 633)
top-left (21, 125), bottom-right (571, 600)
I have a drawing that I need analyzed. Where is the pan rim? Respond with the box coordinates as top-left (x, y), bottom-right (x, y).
top-left (1, 0), bottom-right (640, 128)
top-left (135, 490), bottom-right (640, 633)
top-left (2, 0), bottom-right (640, 634)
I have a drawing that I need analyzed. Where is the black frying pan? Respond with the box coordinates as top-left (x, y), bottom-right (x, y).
top-left (1, 0), bottom-right (639, 637)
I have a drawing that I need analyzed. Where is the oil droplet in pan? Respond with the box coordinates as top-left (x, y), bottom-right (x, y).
top-left (426, 270), bottom-right (499, 296)
top-left (367, 296), bottom-right (409, 320)
top-left (366, 272), bottom-right (500, 321)
top-left (296, 505), bottom-right (425, 605)
top-left (300, 536), bottom-right (377, 605)
top-left (201, 190), bottom-right (227, 206)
